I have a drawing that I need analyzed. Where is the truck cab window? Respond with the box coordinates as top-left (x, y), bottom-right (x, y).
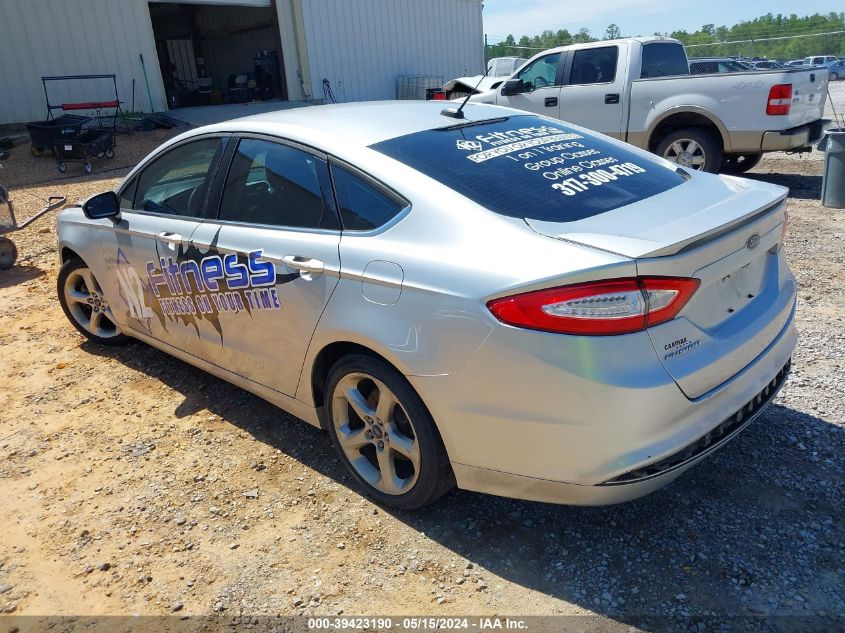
top-left (570, 46), bottom-right (619, 85)
top-left (641, 43), bottom-right (690, 78)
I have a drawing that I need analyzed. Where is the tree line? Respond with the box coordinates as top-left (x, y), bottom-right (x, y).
top-left (485, 12), bottom-right (845, 62)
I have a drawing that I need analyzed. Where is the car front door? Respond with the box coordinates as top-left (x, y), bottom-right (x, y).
top-left (497, 52), bottom-right (563, 118)
top-left (559, 43), bottom-right (627, 139)
top-left (103, 136), bottom-right (226, 353)
top-left (186, 136), bottom-right (342, 396)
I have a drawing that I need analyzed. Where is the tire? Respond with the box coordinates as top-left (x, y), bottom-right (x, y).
top-left (0, 236), bottom-right (18, 270)
top-left (721, 152), bottom-right (763, 175)
top-left (324, 353), bottom-right (454, 510)
top-left (84, 163), bottom-right (93, 174)
top-left (57, 258), bottom-right (130, 345)
top-left (58, 161), bottom-right (66, 173)
top-left (831, 72), bottom-right (839, 81)
top-left (655, 127), bottom-right (723, 173)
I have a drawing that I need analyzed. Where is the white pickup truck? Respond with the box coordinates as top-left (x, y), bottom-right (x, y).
top-left (468, 37), bottom-right (829, 173)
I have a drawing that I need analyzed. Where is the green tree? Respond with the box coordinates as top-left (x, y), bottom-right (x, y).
top-left (605, 24), bottom-right (622, 40)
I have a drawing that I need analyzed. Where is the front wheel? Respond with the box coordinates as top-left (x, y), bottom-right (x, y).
top-left (325, 354), bottom-right (454, 510)
top-left (830, 72), bottom-right (839, 81)
top-left (57, 258), bottom-right (129, 345)
top-left (721, 153), bottom-right (763, 174)
top-left (655, 128), bottom-right (722, 173)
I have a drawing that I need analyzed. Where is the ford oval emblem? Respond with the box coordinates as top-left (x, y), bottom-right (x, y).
top-left (746, 233), bottom-right (760, 250)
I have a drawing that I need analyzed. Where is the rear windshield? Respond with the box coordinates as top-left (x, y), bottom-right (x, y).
top-left (371, 115), bottom-right (685, 223)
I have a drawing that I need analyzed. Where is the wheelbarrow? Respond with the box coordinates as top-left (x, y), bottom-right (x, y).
top-left (0, 183), bottom-right (66, 269)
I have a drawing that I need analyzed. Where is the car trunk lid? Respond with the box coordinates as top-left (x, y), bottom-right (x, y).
top-left (526, 175), bottom-right (794, 398)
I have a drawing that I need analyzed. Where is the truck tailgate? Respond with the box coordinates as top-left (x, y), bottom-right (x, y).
top-left (783, 68), bottom-right (828, 128)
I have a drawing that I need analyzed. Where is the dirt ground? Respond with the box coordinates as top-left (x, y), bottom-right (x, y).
top-left (0, 133), bottom-right (843, 631)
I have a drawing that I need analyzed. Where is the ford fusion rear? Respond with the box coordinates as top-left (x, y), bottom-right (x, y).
top-left (56, 102), bottom-right (796, 508)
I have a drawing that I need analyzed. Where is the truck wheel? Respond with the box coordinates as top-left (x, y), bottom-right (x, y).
top-left (721, 153), bottom-right (763, 174)
top-left (655, 128), bottom-right (722, 173)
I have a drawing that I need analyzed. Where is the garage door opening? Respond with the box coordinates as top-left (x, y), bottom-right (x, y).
top-left (149, 1), bottom-right (287, 110)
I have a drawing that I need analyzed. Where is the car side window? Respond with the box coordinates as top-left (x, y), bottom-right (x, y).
top-left (119, 178), bottom-right (137, 210)
top-left (133, 138), bottom-right (222, 217)
top-left (570, 46), bottom-right (619, 85)
top-left (331, 165), bottom-right (406, 231)
top-left (516, 53), bottom-right (561, 92)
top-left (219, 138), bottom-right (335, 230)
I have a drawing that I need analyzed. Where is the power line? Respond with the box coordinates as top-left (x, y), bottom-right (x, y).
top-left (685, 28), bottom-right (845, 48)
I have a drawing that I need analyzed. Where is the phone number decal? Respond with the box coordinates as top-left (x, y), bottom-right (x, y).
top-left (551, 162), bottom-right (647, 196)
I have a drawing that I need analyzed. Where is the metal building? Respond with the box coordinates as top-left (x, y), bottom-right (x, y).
top-left (0, 0), bottom-right (484, 125)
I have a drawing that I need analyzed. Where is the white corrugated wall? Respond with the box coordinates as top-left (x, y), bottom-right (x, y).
top-left (298, 0), bottom-right (484, 102)
top-left (0, 0), bottom-right (167, 125)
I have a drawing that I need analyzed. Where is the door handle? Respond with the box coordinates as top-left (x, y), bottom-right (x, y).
top-left (604, 93), bottom-right (620, 104)
top-left (281, 255), bottom-right (324, 275)
top-left (545, 96), bottom-right (558, 107)
top-left (156, 231), bottom-right (183, 242)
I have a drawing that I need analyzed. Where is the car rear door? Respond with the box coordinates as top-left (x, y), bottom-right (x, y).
top-left (559, 43), bottom-right (628, 139)
top-left (497, 51), bottom-right (564, 118)
top-left (104, 136), bottom-right (226, 353)
top-left (186, 135), bottom-right (341, 396)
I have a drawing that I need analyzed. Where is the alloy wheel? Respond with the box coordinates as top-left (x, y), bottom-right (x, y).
top-left (662, 138), bottom-right (707, 170)
top-left (63, 267), bottom-right (121, 339)
top-left (331, 372), bottom-right (420, 495)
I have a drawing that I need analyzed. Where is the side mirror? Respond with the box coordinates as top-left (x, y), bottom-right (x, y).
top-left (83, 191), bottom-right (120, 220)
top-left (500, 79), bottom-right (525, 96)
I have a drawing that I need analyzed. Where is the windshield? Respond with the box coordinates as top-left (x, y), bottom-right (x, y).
top-left (370, 115), bottom-right (685, 223)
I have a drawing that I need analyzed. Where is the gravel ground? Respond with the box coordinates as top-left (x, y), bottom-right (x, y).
top-left (0, 137), bottom-right (843, 632)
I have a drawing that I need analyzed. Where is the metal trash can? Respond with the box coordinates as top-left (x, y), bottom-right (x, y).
top-left (821, 130), bottom-right (845, 209)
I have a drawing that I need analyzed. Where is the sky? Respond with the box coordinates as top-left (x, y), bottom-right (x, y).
top-left (482, 0), bottom-right (844, 41)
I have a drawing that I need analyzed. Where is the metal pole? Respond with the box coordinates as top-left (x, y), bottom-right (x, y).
top-left (139, 54), bottom-right (155, 113)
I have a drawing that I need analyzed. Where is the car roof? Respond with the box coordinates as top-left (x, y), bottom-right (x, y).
top-left (184, 101), bottom-right (526, 150)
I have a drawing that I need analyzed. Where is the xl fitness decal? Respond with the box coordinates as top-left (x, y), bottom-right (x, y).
top-left (146, 251), bottom-right (281, 317)
top-left (114, 237), bottom-right (297, 344)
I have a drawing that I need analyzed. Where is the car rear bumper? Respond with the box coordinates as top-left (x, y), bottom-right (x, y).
top-left (412, 301), bottom-right (797, 505)
top-left (761, 119), bottom-right (830, 152)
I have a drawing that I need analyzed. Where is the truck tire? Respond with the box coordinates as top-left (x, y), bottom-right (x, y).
top-left (655, 128), bottom-right (722, 173)
top-left (721, 153), bottom-right (763, 174)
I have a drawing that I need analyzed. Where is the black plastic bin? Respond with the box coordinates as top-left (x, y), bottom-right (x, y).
top-left (26, 115), bottom-right (90, 156)
top-left (53, 129), bottom-right (115, 174)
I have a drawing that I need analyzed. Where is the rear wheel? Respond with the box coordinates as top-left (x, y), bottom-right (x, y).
top-left (0, 237), bottom-right (17, 270)
top-left (58, 161), bottom-right (66, 173)
top-left (325, 354), bottom-right (454, 510)
top-left (721, 152), bottom-right (763, 174)
top-left (830, 72), bottom-right (839, 81)
top-left (655, 128), bottom-right (722, 173)
top-left (57, 258), bottom-right (129, 345)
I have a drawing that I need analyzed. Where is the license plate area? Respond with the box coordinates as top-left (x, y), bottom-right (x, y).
top-left (715, 253), bottom-right (768, 317)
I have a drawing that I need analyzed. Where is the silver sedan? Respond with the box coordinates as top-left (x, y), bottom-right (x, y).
top-left (56, 102), bottom-right (796, 509)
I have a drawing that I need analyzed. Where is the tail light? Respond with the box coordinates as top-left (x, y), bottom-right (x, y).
top-left (486, 277), bottom-right (700, 336)
top-left (766, 84), bottom-right (792, 115)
